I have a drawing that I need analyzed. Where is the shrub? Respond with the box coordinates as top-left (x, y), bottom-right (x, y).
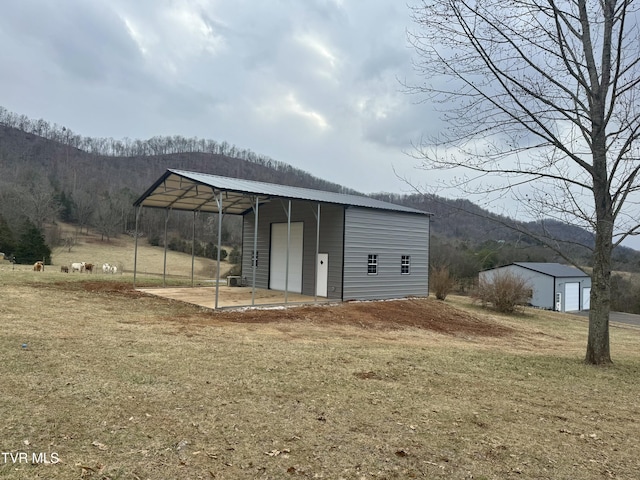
top-left (147, 234), bottom-right (161, 247)
top-left (226, 264), bottom-right (242, 277)
top-left (430, 265), bottom-right (456, 300)
top-left (473, 270), bottom-right (532, 313)
top-left (168, 237), bottom-right (186, 252)
top-left (228, 246), bottom-right (242, 265)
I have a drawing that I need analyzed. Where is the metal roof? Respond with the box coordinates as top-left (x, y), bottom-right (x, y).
top-left (134, 169), bottom-right (431, 215)
top-left (512, 262), bottom-right (589, 278)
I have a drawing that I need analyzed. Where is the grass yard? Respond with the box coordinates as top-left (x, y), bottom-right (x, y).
top-left (45, 225), bottom-right (234, 280)
top-left (1, 271), bottom-right (639, 479)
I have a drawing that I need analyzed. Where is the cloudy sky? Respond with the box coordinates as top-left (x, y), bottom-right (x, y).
top-left (0, 0), bottom-right (442, 195)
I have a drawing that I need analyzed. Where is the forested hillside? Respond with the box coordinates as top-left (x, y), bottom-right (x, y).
top-left (1, 106), bottom-right (640, 301)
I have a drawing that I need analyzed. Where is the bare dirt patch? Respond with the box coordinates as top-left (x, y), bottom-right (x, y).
top-left (182, 297), bottom-right (513, 337)
top-left (47, 280), bottom-right (147, 298)
top-left (46, 280), bottom-right (512, 337)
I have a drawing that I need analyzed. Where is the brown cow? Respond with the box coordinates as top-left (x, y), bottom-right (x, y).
top-left (33, 261), bottom-right (44, 272)
top-left (60, 265), bottom-right (69, 273)
top-left (84, 263), bottom-right (94, 274)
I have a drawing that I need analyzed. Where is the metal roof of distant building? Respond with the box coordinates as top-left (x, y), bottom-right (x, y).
top-left (134, 169), bottom-right (432, 215)
top-left (513, 262), bottom-right (589, 278)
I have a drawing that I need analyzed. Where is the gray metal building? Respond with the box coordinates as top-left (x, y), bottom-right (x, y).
top-left (134, 169), bottom-right (431, 306)
top-left (479, 262), bottom-right (591, 312)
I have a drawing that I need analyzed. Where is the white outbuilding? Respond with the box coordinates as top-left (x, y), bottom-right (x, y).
top-left (479, 262), bottom-right (591, 312)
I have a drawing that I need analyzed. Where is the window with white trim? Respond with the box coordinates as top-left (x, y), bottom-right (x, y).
top-left (367, 254), bottom-right (378, 275)
top-left (401, 255), bottom-right (410, 275)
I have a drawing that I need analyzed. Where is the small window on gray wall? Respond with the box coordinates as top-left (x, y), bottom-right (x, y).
top-left (401, 255), bottom-right (410, 274)
top-left (368, 254), bottom-right (378, 275)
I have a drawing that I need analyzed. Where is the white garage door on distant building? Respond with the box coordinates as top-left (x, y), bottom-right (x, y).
top-left (565, 282), bottom-right (580, 311)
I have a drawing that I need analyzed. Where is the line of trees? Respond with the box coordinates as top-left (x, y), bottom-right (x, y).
top-left (0, 106), bottom-right (358, 196)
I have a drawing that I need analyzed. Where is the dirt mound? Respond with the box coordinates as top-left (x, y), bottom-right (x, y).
top-left (52, 281), bottom-right (512, 338)
top-left (219, 298), bottom-right (513, 338)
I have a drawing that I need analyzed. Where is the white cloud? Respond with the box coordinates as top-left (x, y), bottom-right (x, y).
top-left (0, 0), bottom-right (441, 194)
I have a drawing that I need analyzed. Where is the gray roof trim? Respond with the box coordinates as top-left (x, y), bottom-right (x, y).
top-left (134, 169), bottom-right (432, 215)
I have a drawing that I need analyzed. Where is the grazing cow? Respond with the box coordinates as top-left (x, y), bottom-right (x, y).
top-left (84, 263), bottom-right (94, 274)
top-left (71, 262), bottom-right (84, 273)
top-left (33, 261), bottom-right (44, 272)
top-left (102, 263), bottom-right (118, 274)
top-left (60, 265), bottom-right (69, 273)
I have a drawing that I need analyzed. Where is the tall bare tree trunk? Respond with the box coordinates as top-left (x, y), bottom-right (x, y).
top-left (587, 215), bottom-right (613, 364)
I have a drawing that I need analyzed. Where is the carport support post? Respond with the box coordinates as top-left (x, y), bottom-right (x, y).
top-left (215, 191), bottom-right (223, 310)
top-left (285, 199), bottom-right (291, 304)
top-left (314, 203), bottom-right (320, 303)
top-left (133, 205), bottom-right (141, 288)
top-left (251, 196), bottom-right (259, 306)
top-left (163, 208), bottom-right (170, 288)
top-left (191, 211), bottom-right (196, 287)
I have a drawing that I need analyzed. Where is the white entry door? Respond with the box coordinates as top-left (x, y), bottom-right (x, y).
top-left (269, 222), bottom-right (303, 293)
top-left (316, 253), bottom-right (328, 297)
top-left (564, 282), bottom-right (580, 311)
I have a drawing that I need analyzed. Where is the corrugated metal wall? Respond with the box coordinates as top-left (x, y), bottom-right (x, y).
top-left (480, 265), bottom-right (553, 309)
top-left (479, 265), bottom-right (592, 311)
top-left (241, 200), bottom-right (344, 299)
top-left (342, 207), bottom-right (430, 301)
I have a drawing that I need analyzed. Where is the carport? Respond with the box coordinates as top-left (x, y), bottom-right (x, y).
top-left (133, 169), bottom-right (430, 310)
top-left (132, 169), bottom-right (328, 309)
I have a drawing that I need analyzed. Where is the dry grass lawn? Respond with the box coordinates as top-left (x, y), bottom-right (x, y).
top-left (1, 270), bottom-right (640, 479)
top-left (32, 227), bottom-right (234, 280)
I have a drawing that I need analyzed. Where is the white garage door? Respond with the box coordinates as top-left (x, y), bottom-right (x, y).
top-left (269, 222), bottom-right (303, 293)
top-left (582, 287), bottom-right (591, 310)
top-left (565, 282), bottom-right (580, 311)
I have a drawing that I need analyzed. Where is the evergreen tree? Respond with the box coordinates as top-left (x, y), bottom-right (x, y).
top-left (0, 214), bottom-right (16, 256)
top-left (13, 220), bottom-right (51, 264)
top-left (55, 190), bottom-right (74, 222)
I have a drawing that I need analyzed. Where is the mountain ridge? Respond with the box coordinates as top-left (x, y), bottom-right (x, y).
top-left (1, 109), bottom-right (638, 276)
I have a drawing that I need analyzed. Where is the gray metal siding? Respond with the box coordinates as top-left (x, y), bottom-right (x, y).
top-left (343, 207), bottom-right (430, 301)
top-left (317, 205), bottom-right (344, 300)
top-left (480, 265), bottom-right (592, 311)
top-left (242, 200), bottom-right (344, 299)
top-left (479, 265), bottom-right (553, 309)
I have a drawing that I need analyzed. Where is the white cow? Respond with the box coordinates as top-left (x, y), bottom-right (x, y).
top-left (71, 262), bottom-right (84, 273)
top-left (102, 263), bottom-right (118, 274)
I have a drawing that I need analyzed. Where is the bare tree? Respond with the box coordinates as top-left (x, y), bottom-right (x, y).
top-left (72, 190), bottom-right (95, 236)
top-left (93, 196), bottom-right (121, 241)
top-left (407, 0), bottom-right (640, 364)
